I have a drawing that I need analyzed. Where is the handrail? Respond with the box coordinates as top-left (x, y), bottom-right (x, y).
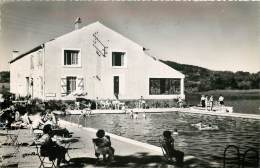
top-left (223, 145), bottom-right (240, 168)
top-left (242, 148), bottom-right (259, 168)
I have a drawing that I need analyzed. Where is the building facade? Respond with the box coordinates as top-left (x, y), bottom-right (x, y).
top-left (10, 21), bottom-right (185, 100)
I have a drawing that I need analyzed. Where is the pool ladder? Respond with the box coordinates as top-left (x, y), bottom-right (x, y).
top-left (223, 145), bottom-right (259, 168)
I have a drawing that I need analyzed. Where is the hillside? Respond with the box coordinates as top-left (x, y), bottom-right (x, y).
top-left (161, 60), bottom-right (260, 92)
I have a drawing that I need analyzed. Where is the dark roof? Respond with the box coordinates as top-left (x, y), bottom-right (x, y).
top-left (9, 44), bottom-right (44, 64)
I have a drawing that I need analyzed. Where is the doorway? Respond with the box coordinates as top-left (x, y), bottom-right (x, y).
top-left (113, 76), bottom-right (119, 99)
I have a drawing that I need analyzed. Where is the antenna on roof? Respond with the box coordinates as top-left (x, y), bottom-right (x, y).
top-left (143, 47), bottom-right (157, 60)
top-left (74, 17), bottom-right (82, 30)
top-left (12, 50), bottom-right (19, 60)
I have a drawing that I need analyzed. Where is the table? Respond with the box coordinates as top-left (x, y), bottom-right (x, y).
top-left (52, 137), bottom-right (78, 160)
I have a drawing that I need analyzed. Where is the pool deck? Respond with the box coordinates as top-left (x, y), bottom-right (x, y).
top-left (64, 107), bottom-right (260, 120)
top-left (0, 120), bottom-right (219, 168)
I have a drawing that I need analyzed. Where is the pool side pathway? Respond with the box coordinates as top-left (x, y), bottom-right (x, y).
top-left (0, 120), bottom-right (220, 168)
top-left (71, 107), bottom-right (260, 120)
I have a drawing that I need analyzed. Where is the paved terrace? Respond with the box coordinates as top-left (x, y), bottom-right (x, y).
top-left (0, 120), bottom-right (219, 168)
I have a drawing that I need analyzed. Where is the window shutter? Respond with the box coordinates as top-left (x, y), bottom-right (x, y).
top-left (76, 77), bottom-right (84, 91)
top-left (121, 54), bottom-right (124, 66)
top-left (61, 77), bottom-right (67, 96)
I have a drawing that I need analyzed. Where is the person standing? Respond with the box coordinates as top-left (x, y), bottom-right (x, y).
top-left (218, 95), bottom-right (224, 106)
top-left (200, 95), bottom-right (206, 108)
top-left (209, 96), bottom-right (214, 111)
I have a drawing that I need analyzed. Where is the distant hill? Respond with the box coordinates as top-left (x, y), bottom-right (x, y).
top-left (161, 60), bottom-right (260, 92)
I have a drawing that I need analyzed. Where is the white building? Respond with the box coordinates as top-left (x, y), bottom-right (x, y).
top-left (10, 21), bottom-right (185, 100)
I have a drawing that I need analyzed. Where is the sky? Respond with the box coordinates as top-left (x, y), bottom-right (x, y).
top-left (0, 1), bottom-right (260, 73)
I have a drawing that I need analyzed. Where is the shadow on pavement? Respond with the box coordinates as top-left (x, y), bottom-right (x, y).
top-left (64, 152), bottom-right (181, 168)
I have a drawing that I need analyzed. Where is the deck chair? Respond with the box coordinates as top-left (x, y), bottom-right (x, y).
top-left (159, 138), bottom-right (174, 162)
top-left (159, 138), bottom-right (184, 164)
top-left (223, 145), bottom-right (241, 168)
top-left (35, 144), bottom-right (57, 168)
top-left (242, 148), bottom-right (259, 168)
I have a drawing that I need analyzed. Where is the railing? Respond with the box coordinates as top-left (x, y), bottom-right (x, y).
top-left (223, 145), bottom-right (241, 168)
top-left (223, 145), bottom-right (259, 168)
top-left (242, 148), bottom-right (259, 168)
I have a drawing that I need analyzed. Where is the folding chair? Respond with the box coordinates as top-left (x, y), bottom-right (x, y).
top-left (159, 138), bottom-right (184, 165)
top-left (5, 128), bottom-right (20, 147)
top-left (35, 144), bottom-right (57, 168)
top-left (159, 138), bottom-right (174, 162)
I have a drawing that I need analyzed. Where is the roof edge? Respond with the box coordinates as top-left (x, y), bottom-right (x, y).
top-left (9, 44), bottom-right (44, 64)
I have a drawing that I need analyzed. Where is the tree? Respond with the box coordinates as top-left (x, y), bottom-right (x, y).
top-left (0, 71), bottom-right (10, 83)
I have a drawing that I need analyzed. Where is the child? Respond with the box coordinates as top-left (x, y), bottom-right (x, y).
top-left (93, 129), bottom-right (115, 162)
top-left (129, 110), bottom-right (134, 119)
top-left (134, 112), bottom-right (138, 119)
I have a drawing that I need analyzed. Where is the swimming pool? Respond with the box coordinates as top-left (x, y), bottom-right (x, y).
top-left (62, 112), bottom-right (260, 166)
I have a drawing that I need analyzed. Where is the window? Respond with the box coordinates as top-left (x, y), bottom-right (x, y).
top-left (66, 77), bottom-right (76, 94)
top-left (112, 52), bottom-right (125, 67)
top-left (149, 78), bottom-right (180, 95)
top-left (37, 51), bottom-right (43, 67)
top-left (30, 55), bottom-right (34, 69)
top-left (64, 50), bottom-right (80, 66)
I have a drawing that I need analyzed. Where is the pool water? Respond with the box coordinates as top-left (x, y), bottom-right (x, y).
top-left (63, 112), bottom-right (260, 167)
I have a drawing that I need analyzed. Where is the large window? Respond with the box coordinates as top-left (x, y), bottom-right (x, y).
top-left (66, 76), bottom-right (76, 94)
top-left (149, 78), bottom-right (180, 95)
top-left (64, 50), bottom-right (80, 66)
top-left (112, 52), bottom-right (125, 67)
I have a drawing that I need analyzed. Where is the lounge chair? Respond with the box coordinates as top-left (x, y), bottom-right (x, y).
top-left (159, 137), bottom-right (184, 164)
top-left (159, 138), bottom-right (174, 162)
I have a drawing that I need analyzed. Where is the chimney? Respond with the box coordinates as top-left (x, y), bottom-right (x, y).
top-left (12, 50), bottom-right (19, 60)
top-left (74, 17), bottom-right (82, 30)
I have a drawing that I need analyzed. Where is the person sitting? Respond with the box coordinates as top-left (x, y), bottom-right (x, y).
top-left (93, 129), bottom-right (115, 162)
top-left (161, 130), bottom-right (184, 165)
top-left (34, 124), bottom-right (68, 167)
